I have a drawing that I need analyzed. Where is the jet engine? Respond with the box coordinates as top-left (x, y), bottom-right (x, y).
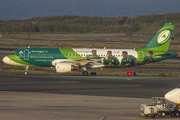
top-left (55, 63), bottom-right (72, 73)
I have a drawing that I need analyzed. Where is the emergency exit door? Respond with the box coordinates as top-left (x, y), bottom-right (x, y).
top-left (138, 51), bottom-right (144, 61)
top-left (24, 49), bottom-right (29, 60)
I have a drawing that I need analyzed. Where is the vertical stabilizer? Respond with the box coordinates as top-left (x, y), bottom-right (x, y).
top-left (142, 22), bottom-right (174, 52)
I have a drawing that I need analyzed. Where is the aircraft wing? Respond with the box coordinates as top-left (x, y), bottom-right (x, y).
top-left (61, 57), bottom-right (103, 66)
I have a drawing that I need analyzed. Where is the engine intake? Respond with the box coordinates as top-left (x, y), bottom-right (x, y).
top-left (55, 63), bottom-right (72, 73)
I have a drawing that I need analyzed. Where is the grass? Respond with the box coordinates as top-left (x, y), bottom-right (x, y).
top-left (2, 34), bottom-right (152, 41)
top-left (144, 63), bottom-right (180, 67)
top-left (3, 33), bottom-right (180, 41)
top-left (0, 38), bottom-right (145, 49)
top-left (1, 36), bottom-right (180, 55)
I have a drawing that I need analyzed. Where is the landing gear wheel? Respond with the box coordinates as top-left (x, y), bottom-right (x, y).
top-left (25, 66), bottom-right (29, 75)
top-left (82, 71), bottom-right (88, 76)
top-left (25, 71), bottom-right (28, 75)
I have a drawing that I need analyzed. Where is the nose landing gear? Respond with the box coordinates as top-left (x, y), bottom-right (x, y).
top-left (25, 66), bottom-right (29, 75)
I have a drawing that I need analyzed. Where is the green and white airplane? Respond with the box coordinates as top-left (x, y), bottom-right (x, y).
top-left (3, 22), bottom-right (177, 75)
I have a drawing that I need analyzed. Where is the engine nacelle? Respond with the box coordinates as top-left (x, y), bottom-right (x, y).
top-left (55, 63), bottom-right (72, 73)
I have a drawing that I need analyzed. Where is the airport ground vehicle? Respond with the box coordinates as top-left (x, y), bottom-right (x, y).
top-left (151, 97), bottom-right (171, 117)
top-left (140, 104), bottom-right (158, 119)
top-left (152, 97), bottom-right (180, 117)
top-left (140, 97), bottom-right (180, 118)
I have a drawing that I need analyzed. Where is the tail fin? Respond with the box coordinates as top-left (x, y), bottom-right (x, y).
top-left (142, 22), bottom-right (174, 52)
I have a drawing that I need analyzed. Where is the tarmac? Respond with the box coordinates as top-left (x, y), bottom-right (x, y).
top-left (0, 72), bottom-right (180, 120)
top-left (0, 38), bottom-right (180, 119)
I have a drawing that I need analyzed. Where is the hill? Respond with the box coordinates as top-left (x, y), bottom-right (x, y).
top-left (0, 13), bottom-right (180, 36)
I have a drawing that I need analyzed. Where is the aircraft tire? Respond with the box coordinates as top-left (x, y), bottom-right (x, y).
top-left (82, 71), bottom-right (88, 76)
top-left (174, 111), bottom-right (180, 117)
top-left (25, 71), bottom-right (28, 75)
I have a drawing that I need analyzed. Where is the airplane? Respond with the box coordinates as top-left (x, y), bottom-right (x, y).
top-left (2, 22), bottom-right (177, 75)
top-left (165, 85), bottom-right (180, 104)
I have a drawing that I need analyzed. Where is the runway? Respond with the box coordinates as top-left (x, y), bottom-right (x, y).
top-left (0, 71), bottom-right (179, 98)
top-left (0, 71), bottom-right (180, 120)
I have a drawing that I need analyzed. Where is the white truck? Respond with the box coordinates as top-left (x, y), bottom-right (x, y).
top-left (140, 104), bottom-right (158, 119)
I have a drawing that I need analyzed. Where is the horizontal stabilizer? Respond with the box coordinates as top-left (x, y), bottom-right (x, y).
top-left (155, 53), bottom-right (173, 56)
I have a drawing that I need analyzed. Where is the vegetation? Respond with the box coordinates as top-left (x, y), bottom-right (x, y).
top-left (0, 65), bottom-right (180, 77)
top-left (1, 13), bottom-right (180, 34)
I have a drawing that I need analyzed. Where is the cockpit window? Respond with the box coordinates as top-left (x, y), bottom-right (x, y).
top-left (178, 85), bottom-right (180, 88)
top-left (11, 52), bottom-right (17, 55)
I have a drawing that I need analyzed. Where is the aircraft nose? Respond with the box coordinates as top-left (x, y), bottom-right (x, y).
top-left (165, 89), bottom-right (177, 103)
top-left (2, 56), bottom-right (10, 64)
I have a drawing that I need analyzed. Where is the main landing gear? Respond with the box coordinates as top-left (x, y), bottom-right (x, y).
top-left (25, 66), bottom-right (29, 75)
top-left (82, 67), bottom-right (88, 76)
top-left (82, 71), bottom-right (88, 76)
